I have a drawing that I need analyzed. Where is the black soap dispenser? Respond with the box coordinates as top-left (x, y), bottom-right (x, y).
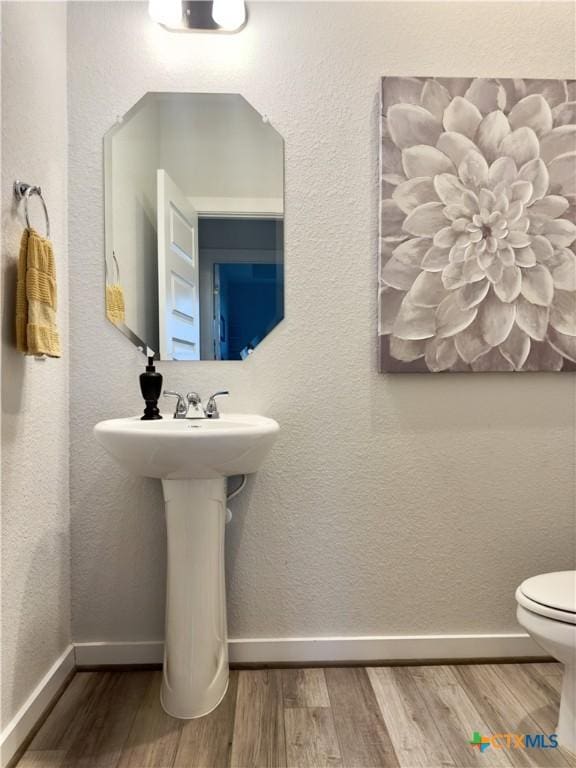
top-left (140, 355), bottom-right (163, 420)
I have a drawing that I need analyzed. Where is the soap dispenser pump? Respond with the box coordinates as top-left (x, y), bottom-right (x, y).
top-left (140, 355), bottom-right (163, 420)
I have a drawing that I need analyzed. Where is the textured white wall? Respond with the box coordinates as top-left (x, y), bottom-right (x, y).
top-left (68, 1), bottom-right (576, 644)
top-left (1, 2), bottom-right (70, 728)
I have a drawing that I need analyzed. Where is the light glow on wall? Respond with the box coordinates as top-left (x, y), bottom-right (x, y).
top-left (148, 0), bottom-right (182, 28)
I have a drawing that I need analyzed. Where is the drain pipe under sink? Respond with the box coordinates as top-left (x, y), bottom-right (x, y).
top-left (225, 474), bottom-right (247, 522)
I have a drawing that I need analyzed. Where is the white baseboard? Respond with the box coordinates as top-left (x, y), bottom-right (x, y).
top-left (0, 645), bottom-right (75, 768)
top-left (74, 632), bottom-right (546, 668)
top-left (0, 634), bottom-right (546, 764)
top-left (74, 640), bottom-right (164, 667)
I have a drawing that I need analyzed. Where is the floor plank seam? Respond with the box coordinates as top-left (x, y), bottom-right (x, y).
top-left (323, 668), bottom-right (348, 768)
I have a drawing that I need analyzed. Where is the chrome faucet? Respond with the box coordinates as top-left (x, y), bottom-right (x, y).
top-left (185, 392), bottom-right (204, 419)
top-left (163, 390), bottom-right (229, 419)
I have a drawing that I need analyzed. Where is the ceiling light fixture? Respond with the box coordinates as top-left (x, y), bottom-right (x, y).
top-left (148, 0), bottom-right (247, 33)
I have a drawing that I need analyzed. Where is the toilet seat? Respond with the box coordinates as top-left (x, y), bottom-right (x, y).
top-left (515, 571), bottom-right (576, 754)
top-left (516, 571), bottom-right (576, 625)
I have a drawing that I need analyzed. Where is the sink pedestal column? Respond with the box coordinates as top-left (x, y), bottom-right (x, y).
top-left (160, 478), bottom-right (229, 719)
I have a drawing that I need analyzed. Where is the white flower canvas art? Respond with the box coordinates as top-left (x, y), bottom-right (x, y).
top-left (379, 77), bottom-right (576, 373)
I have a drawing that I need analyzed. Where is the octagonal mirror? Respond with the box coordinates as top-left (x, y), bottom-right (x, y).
top-left (104, 93), bottom-right (284, 360)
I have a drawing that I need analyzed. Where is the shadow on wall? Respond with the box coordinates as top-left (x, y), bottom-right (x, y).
top-left (1, 241), bottom-right (26, 423)
top-left (11, 530), bottom-right (70, 718)
top-left (370, 370), bottom-right (573, 434)
top-left (73, 452), bottom-right (167, 640)
top-left (225, 473), bottom-right (256, 586)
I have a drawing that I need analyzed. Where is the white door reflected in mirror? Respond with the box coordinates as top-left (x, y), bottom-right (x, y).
top-left (157, 169), bottom-right (200, 360)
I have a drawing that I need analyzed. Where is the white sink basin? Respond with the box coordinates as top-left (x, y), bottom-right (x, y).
top-left (94, 411), bottom-right (279, 720)
top-left (94, 414), bottom-right (279, 479)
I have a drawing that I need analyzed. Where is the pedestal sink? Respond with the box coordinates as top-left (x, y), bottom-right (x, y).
top-left (94, 414), bottom-right (279, 718)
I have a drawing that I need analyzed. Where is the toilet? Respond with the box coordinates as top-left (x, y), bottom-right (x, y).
top-left (516, 571), bottom-right (576, 753)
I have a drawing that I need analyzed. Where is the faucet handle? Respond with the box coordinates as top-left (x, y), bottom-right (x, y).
top-left (205, 391), bottom-right (229, 419)
top-left (163, 390), bottom-right (187, 419)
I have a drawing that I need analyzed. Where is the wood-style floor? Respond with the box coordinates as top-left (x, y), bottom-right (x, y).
top-left (16, 663), bottom-right (575, 768)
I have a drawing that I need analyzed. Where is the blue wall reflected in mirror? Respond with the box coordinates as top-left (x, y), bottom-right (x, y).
top-left (199, 218), bottom-right (284, 360)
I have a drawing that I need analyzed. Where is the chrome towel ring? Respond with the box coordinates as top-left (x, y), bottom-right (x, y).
top-left (14, 180), bottom-right (51, 239)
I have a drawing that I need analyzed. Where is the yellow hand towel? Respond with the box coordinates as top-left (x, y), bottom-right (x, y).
top-left (15, 229), bottom-right (61, 357)
top-left (106, 283), bottom-right (125, 325)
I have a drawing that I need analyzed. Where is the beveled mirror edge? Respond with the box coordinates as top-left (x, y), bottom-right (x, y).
top-left (103, 91), bottom-right (286, 362)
